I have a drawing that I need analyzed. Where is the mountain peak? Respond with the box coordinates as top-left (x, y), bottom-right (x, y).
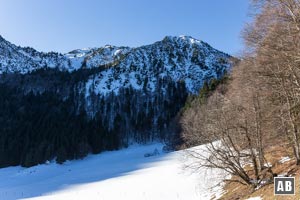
top-left (178, 35), bottom-right (201, 43)
top-left (161, 35), bottom-right (202, 45)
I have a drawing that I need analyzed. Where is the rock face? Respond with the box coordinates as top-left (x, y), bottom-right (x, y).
top-left (0, 35), bottom-right (232, 167)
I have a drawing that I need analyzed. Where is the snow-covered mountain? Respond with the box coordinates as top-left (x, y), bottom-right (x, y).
top-left (0, 35), bottom-right (231, 94)
top-left (84, 35), bottom-right (231, 95)
top-left (0, 35), bottom-right (232, 167)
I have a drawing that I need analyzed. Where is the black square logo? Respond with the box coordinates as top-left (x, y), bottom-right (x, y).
top-left (274, 177), bottom-right (295, 195)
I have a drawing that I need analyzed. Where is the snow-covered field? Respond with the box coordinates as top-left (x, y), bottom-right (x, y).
top-left (0, 144), bottom-right (226, 200)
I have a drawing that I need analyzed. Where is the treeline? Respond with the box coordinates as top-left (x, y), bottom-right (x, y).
top-left (182, 0), bottom-right (300, 189)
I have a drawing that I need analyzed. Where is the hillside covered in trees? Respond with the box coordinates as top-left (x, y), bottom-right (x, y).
top-left (181, 0), bottom-right (300, 198)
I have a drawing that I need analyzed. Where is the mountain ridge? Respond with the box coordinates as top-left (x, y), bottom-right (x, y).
top-left (0, 35), bottom-right (230, 71)
top-left (0, 35), bottom-right (232, 95)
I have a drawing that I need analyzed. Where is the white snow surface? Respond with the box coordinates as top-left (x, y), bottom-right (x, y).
top-left (279, 156), bottom-right (291, 164)
top-left (246, 197), bottom-right (262, 200)
top-left (0, 143), bottom-right (226, 200)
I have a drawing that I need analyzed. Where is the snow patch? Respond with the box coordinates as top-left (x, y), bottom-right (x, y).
top-left (279, 156), bottom-right (291, 164)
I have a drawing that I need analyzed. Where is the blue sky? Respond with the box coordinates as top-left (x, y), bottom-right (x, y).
top-left (0, 0), bottom-right (250, 55)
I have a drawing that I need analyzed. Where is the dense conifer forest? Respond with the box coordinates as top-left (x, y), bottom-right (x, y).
top-left (0, 67), bottom-right (188, 167)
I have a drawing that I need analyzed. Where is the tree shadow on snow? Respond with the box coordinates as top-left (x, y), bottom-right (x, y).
top-left (0, 144), bottom-right (172, 200)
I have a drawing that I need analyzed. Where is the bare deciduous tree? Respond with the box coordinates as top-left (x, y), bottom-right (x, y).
top-left (181, 68), bottom-right (274, 188)
top-left (182, 0), bottom-right (300, 190)
top-left (245, 0), bottom-right (300, 164)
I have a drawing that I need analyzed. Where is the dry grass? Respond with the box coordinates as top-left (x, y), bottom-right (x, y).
top-left (219, 141), bottom-right (300, 200)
